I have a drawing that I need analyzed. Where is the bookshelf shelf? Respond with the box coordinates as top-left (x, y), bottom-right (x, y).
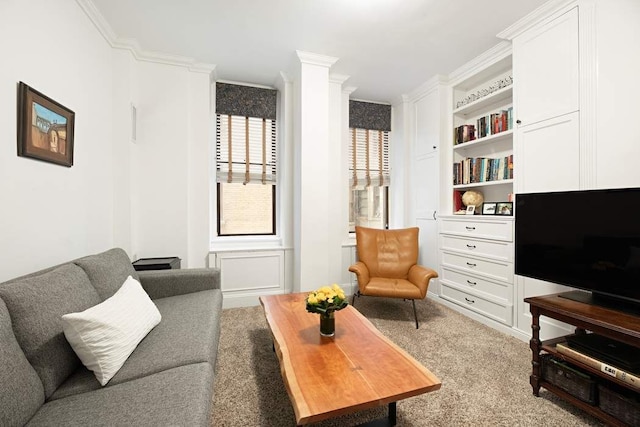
top-left (453, 85), bottom-right (513, 117)
top-left (453, 179), bottom-right (513, 190)
top-left (453, 129), bottom-right (513, 152)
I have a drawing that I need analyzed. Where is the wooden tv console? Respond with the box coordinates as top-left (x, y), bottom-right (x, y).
top-left (525, 293), bottom-right (640, 426)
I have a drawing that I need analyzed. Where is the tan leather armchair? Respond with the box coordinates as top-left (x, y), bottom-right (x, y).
top-left (349, 226), bottom-right (438, 328)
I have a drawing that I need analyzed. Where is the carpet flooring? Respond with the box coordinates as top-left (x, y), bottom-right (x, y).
top-left (211, 296), bottom-right (603, 426)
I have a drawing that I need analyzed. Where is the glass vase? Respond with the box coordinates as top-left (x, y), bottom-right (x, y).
top-left (319, 311), bottom-right (335, 337)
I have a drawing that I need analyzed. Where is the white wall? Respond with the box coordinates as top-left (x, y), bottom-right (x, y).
top-left (130, 62), bottom-right (211, 266)
top-left (0, 0), bottom-right (118, 281)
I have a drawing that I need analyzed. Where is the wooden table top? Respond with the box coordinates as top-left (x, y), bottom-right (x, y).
top-left (259, 293), bottom-right (441, 425)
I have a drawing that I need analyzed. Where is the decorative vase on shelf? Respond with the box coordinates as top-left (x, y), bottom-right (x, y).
top-left (306, 284), bottom-right (348, 338)
top-left (319, 311), bottom-right (335, 337)
top-left (462, 190), bottom-right (484, 212)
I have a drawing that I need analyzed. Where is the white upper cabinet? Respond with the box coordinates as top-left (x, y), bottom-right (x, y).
top-left (513, 7), bottom-right (579, 127)
top-left (414, 93), bottom-right (440, 157)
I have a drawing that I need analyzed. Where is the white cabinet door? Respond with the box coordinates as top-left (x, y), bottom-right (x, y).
top-left (513, 7), bottom-right (579, 127)
top-left (516, 111), bottom-right (580, 194)
top-left (416, 151), bottom-right (439, 295)
top-left (415, 152), bottom-right (439, 220)
top-left (414, 93), bottom-right (440, 156)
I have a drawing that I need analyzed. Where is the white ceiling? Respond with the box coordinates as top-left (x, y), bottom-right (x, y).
top-left (91, 0), bottom-right (548, 103)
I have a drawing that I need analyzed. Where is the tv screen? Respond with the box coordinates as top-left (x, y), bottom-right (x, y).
top-left (515, 188), bottom-right (640, 305)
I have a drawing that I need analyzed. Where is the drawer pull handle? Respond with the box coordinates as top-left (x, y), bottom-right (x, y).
top-left (466, 262), bottom-right (477, 267)
top-left (466, 244), bottom-right (476, 249)
top-left (467, 280), bottom-right (477, 286)
top-left (465, 226), bottom-right (476, 231)
top-left (465, 297), bottom-right (475, 304)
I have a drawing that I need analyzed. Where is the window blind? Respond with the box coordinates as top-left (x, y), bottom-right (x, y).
top-left (216, 115), bottom-right (276, 184)
top-left (215, 83), bottom-right (277, 184)
top-left (349, 128), bottom-right (390, 189)
top-left (348, 100), bottom-right (391, 189)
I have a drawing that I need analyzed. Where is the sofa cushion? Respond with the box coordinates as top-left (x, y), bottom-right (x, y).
top-left (0, 298), bottom-right (45, 427)
top-left (51, 289), bottom-right (223, 400)
top-left (62, 276), bottom-right (162, 386)
top-left (0, 263), bottom-right (101, 399)
top-left (74, 248), bottom-right (139, 300)
top-left (27, 363), bottom-right (214, 427)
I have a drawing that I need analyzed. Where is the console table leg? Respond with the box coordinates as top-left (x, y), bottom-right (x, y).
top-left (529, 306), bottom-right (541, 396)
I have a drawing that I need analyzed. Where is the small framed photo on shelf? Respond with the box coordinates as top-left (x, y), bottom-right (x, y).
top-left (496, 202), bottom-right (513, 216)
top-left (465, 205), bottom-right (475, 215)
top-left (482, 202), bottom-right (497, 215)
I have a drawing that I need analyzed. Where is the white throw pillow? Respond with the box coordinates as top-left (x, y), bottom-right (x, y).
top-left (61, 275), bottom-right (161, 386)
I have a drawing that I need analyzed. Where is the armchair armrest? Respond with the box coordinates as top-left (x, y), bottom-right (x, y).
top-left (137, 268), bottom-right (221, 300)
top-left (408, 265), bottom-right (439, 298)
top-left (349, 261), bottom-right (371, 291)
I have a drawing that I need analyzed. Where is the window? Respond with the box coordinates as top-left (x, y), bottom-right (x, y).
top-left (215, 83), bottom-right (277, 236)
top-left (348, 101), bottom-right (391, 232)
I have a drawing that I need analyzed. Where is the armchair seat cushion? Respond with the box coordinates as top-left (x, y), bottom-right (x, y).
top-left (361, 278), bottom-right (423, 300)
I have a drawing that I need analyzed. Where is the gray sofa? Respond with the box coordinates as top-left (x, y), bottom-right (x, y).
top-left (0, 248), bottom-right (223, 427)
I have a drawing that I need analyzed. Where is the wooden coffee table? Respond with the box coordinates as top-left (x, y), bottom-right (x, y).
top-left (259, 293), bottom-right (441, 426)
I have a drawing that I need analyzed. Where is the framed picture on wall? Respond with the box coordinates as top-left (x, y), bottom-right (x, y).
top-left (17, 82), bottom-right (75, 167)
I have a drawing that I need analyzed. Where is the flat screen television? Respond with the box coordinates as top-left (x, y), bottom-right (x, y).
top-left (515, 187), bottom-right (640, 311)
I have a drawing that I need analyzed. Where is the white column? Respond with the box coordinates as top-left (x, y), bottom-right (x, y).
top-left (293, 51), bottom-right (338, 291)
top-left (327, 74), bottom-right (350, 285)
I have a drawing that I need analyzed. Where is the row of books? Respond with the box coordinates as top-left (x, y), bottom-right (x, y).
top-left (477, 108), bottom-right (513, 139)
top-left (453, 107), bottom-right (513, 145)
top-left (556, 342), bottom-right (640, 391)
top-left (453, 155), bottom-right (514, 185)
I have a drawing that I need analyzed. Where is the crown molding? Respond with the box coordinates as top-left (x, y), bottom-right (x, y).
top-left (406, 74), bottom-right (448, 102)
top-left (343, 86), bottom-right (358, 95)
top-left (497, 0), bottom-right (577, 40)
top-left (296, 50), bottom-right (339, 68)
top-left (448, 41), bottom-right (512, 87)
top-left (279, 71), bottom-right (293, 84)
top-left (76, 0), bottom-right (215, 73)
top-left (75, 0), bottom-right (117, 42)
top-left (329, 73), bottom-right (350, 85)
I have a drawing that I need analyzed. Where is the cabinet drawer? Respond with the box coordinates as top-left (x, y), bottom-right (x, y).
top-left (441, 235), bottom-right (512, 262)
top-left (440, 218), bottom-right (513, 241)
top-left (441, 251), bottom-right (513, 283)
top-left (441, 283), bottom-right (513, 325)
top-left (441, 267), bottom-right (511, 301)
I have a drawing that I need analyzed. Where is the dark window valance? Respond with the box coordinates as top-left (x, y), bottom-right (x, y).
top-left (216, 82), bottom-right (277, 120)
top-left (349, 100), bottom-right (391, 132)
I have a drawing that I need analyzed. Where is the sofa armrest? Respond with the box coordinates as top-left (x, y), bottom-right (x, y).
top-left (137, 268), bottom-right (221, 300)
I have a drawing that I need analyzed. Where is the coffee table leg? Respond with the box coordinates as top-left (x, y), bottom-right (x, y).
top-left (388, 402), bottom-right (396, 425)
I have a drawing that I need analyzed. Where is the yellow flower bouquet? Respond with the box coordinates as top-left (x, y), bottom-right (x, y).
top-left (306, 284), bottom-right (348, 337)
top-left (305, 284), bottom-right (348, 315)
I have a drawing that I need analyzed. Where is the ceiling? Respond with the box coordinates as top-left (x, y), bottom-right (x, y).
top-left (91, 0), bottom-right (548, 103)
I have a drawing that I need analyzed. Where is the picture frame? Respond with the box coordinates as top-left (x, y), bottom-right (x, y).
top-left (465, 205), bottom-right (475, 215)
top-left (482, 202), bottom-right (497, 215)
top-left (17, 82), bottom-right (75, 167)
top-left (496, 202), bottom-right (513, 216)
